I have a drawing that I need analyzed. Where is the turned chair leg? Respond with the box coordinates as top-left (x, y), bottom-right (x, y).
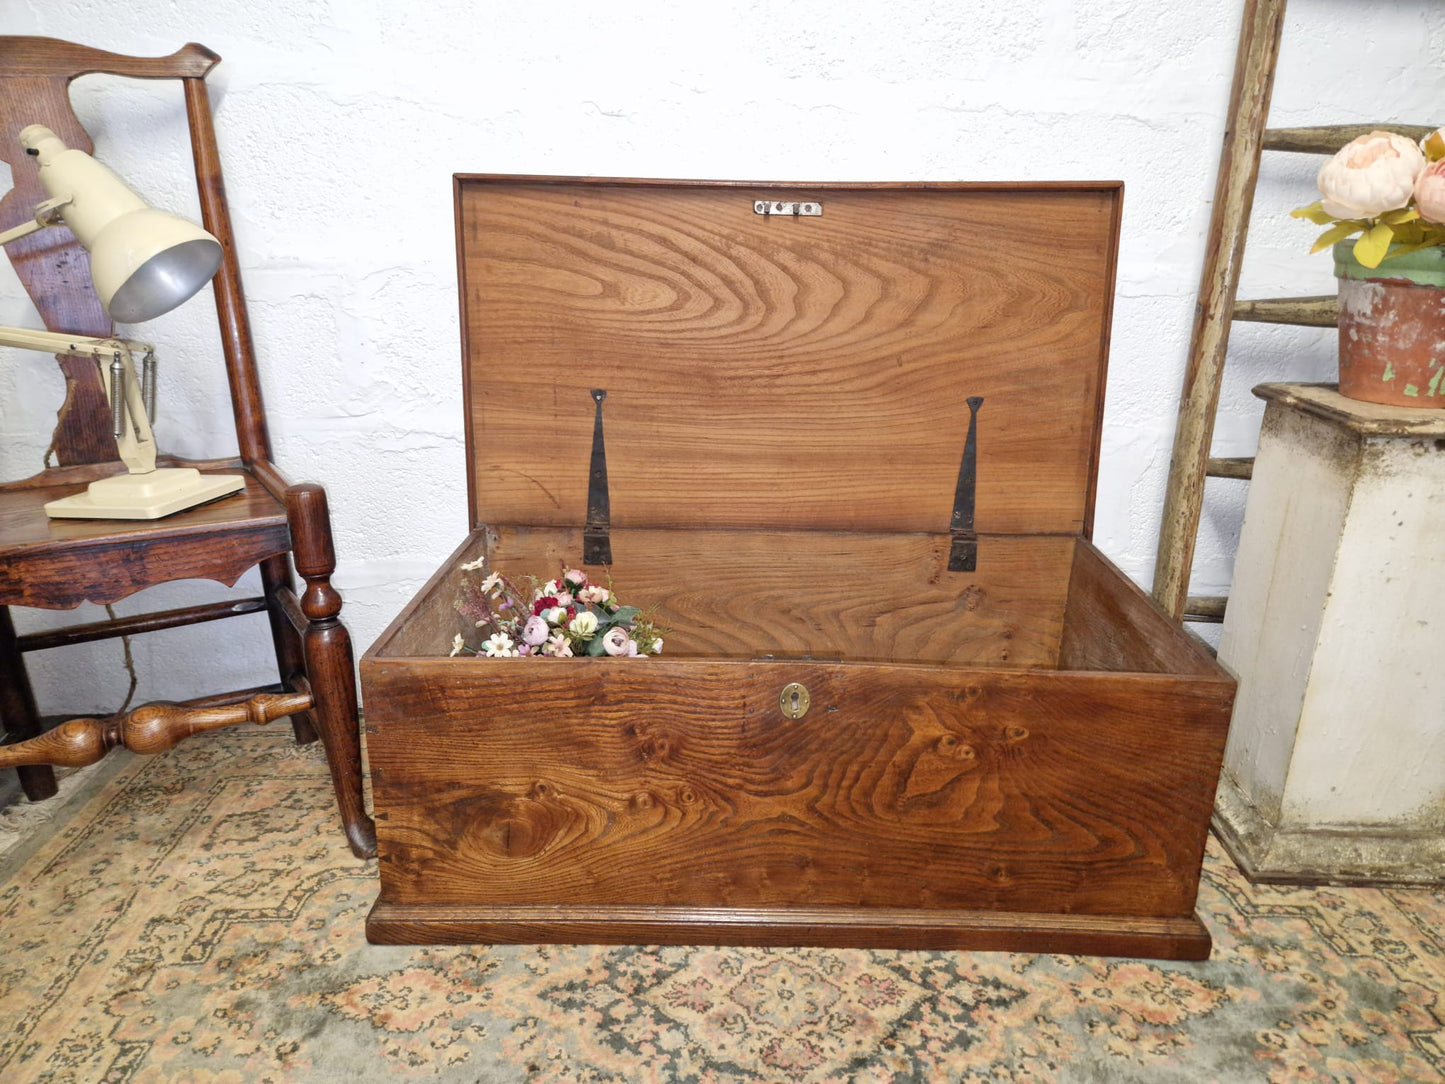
top-left (259, 553), bottom-right (319, 746)
top-left (0, 607), bottom-right (58, 800)
top-left (287, 483), bottom-right (377, 859)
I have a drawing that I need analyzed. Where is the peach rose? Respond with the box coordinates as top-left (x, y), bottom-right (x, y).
top-left (1414, 158), bottom-right (1445, 223)
top-left (1317, 130), bottom-right (1425, 220)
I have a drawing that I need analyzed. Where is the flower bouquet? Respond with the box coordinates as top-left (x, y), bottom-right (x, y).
top-left (1292, 128), bottom-right (1445, 268)
top-left (452, 560), bottom-right (664, 658)
top-left (1292, 128), bottom-right (1445, 407)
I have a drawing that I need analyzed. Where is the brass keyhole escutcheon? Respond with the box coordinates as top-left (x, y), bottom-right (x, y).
top-left (779, 682), bottom-right (811, 719)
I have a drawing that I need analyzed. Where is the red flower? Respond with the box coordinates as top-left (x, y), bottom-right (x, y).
top-left (533, 595), bottom-right (559, 616)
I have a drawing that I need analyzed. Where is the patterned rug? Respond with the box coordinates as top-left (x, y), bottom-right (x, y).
top-left (0, 727), bottom-right (1441, 1084)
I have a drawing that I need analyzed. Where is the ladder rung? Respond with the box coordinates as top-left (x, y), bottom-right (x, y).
top-left (1184, 596), bottom-right (1227, 623)
top-left (1264, 124), bottom-right (1436, 155)
top-left (1232, 296), bottom-right (1337, 327)
top-left (1206, 456), bottom-right (1254, 480)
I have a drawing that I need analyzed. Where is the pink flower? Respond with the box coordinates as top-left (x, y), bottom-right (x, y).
top-left (601, 627), bottom-right (634, 656)
top-left (563, 569), bottom-right (588, 589)
top-left (579, 585), bottom-right (611, 606)
top-left (521, 615), bottom-right (549, 646)
top-left (1317, 131), bottom-right (1425, 220)
top-left (1415, 158), bottom-right (1445, 223)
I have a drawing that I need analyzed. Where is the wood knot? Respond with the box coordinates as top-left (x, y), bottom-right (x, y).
top-left (935, 735), bottom-right (977, 762)
top-left (1004, 724), bottom-right (1029, 743)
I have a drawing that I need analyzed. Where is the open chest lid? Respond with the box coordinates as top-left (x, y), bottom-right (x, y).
top-left (456, 176), bottom-right (1121, 541)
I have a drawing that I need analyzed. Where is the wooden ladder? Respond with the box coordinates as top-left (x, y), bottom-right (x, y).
top-left (1150, 0), bottom-right (1432, 624)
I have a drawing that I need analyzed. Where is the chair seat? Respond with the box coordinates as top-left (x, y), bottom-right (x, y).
top-left (0, 458), bottom-right (290, 610)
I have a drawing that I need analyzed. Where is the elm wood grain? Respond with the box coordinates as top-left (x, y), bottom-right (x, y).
top-left (1152, 0), bottom-right (1287, 619)
top-left (0, 687), bottom-right (312, 769)
top-left (366, 178), bottom-right (1234, 957)
top-left (0, 38), bottom-right (369, 856)
top-left (1058, 540), bottom-right (1221, 676)
top-left (365, 902), bottom-right (1213, 960)
top-left (378, 526), bottom-right (1072, 668)
top-left (458, 179), bottom-right (1120, 537)
top-left (364, 659), bottom-right (1233, 921)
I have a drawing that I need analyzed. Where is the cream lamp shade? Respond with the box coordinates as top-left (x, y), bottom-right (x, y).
top-left (19, 124), bottom-right (222, 322)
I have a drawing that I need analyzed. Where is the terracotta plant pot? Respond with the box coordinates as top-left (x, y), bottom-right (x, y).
top-left (1334, 242), bottom-right (1445, 408)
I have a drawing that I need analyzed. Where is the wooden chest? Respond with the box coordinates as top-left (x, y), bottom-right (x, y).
top-left (360, 177), bottom-right (1236, 960)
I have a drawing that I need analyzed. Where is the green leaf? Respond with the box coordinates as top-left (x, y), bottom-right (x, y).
top-left (586, 635), bottom-right (608, 657)
top-left (1291, 201), bottom-right (1336, 225)
top-left (1308, 222), bottom-right (1361, 253)
top-left (1379, 207), bottom-right (1420, 226)
top-left (610, 606), bottom-right (640, 625)
top-left (1353, 223), bottom-right (1396, 268)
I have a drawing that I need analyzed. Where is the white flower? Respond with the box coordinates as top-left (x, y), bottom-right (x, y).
top-left (545, 631), bottom-right (573, 658)
top-left (479, 572), bottom-right (502, 593)
top-left (568, 612), bottom-right (599, 638)
top-left (1318, 131), bottom-right (1426, 220)
top-left (460, 557), bottom-right (486, 571)
top-left (602, 627), bottom-right (634, 656)
top-left (449, 633), bottom-right (466, 657)
top-left (481, 632), bottom-right (518, 657)
top-left (652, 638), bottom-right (663, 655)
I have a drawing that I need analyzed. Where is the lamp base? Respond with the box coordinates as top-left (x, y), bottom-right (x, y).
top-left (44, 468), bottom-right (245, 520)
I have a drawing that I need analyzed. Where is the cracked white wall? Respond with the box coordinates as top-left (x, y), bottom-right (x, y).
top-left (2, 0), bottom-right (1443, 714)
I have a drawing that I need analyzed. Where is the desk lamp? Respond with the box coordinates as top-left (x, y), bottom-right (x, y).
top-left (0, 123), bottom-right (242, 518)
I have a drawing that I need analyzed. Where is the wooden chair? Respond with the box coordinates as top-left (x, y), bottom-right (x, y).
top-left (0, 38), bottom-right (375, 859)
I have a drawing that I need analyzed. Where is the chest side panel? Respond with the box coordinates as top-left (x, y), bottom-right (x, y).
top-left (458, 179), bottom-right (1119, 535)
top-left (367, 660), bottom-right (1233, 918)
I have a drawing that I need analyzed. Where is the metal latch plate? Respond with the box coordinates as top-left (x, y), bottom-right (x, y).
top-left (754, 200), bottom-right (822, 217)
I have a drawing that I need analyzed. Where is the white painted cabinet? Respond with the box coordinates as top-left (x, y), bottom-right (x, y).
top-left (1214, 383), bottom-right (1445, 884)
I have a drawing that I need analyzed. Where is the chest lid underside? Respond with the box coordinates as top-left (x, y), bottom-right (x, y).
top-left (456, 176), bottom-right (1122, 537)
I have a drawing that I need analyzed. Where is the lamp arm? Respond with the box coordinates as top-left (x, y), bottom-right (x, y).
top-left (0, 194), bottom-right (73, 247)
top-left (0, 326), bottom-right (156, 474)
top-left (0, 325), bottom-right (150, 359)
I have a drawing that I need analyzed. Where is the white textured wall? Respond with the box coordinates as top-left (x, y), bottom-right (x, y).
top-left (2, 1), bottom-right (1443, 713)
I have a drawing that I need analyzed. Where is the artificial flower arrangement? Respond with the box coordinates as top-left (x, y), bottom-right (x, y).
top-left (1292, 128), bottom-right (1445, 268)
top-left (451, 559), bottom-right (664, 658)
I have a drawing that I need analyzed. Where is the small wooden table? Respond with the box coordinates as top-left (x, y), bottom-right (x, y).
top-left (1214, 382), bottom-right (1445, 885)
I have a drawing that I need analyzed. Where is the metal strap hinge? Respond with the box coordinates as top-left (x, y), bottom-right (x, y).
top-left (582, 388), bottom-right (612, 566)
top-left (947, 396), bottom-right (983, 572)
